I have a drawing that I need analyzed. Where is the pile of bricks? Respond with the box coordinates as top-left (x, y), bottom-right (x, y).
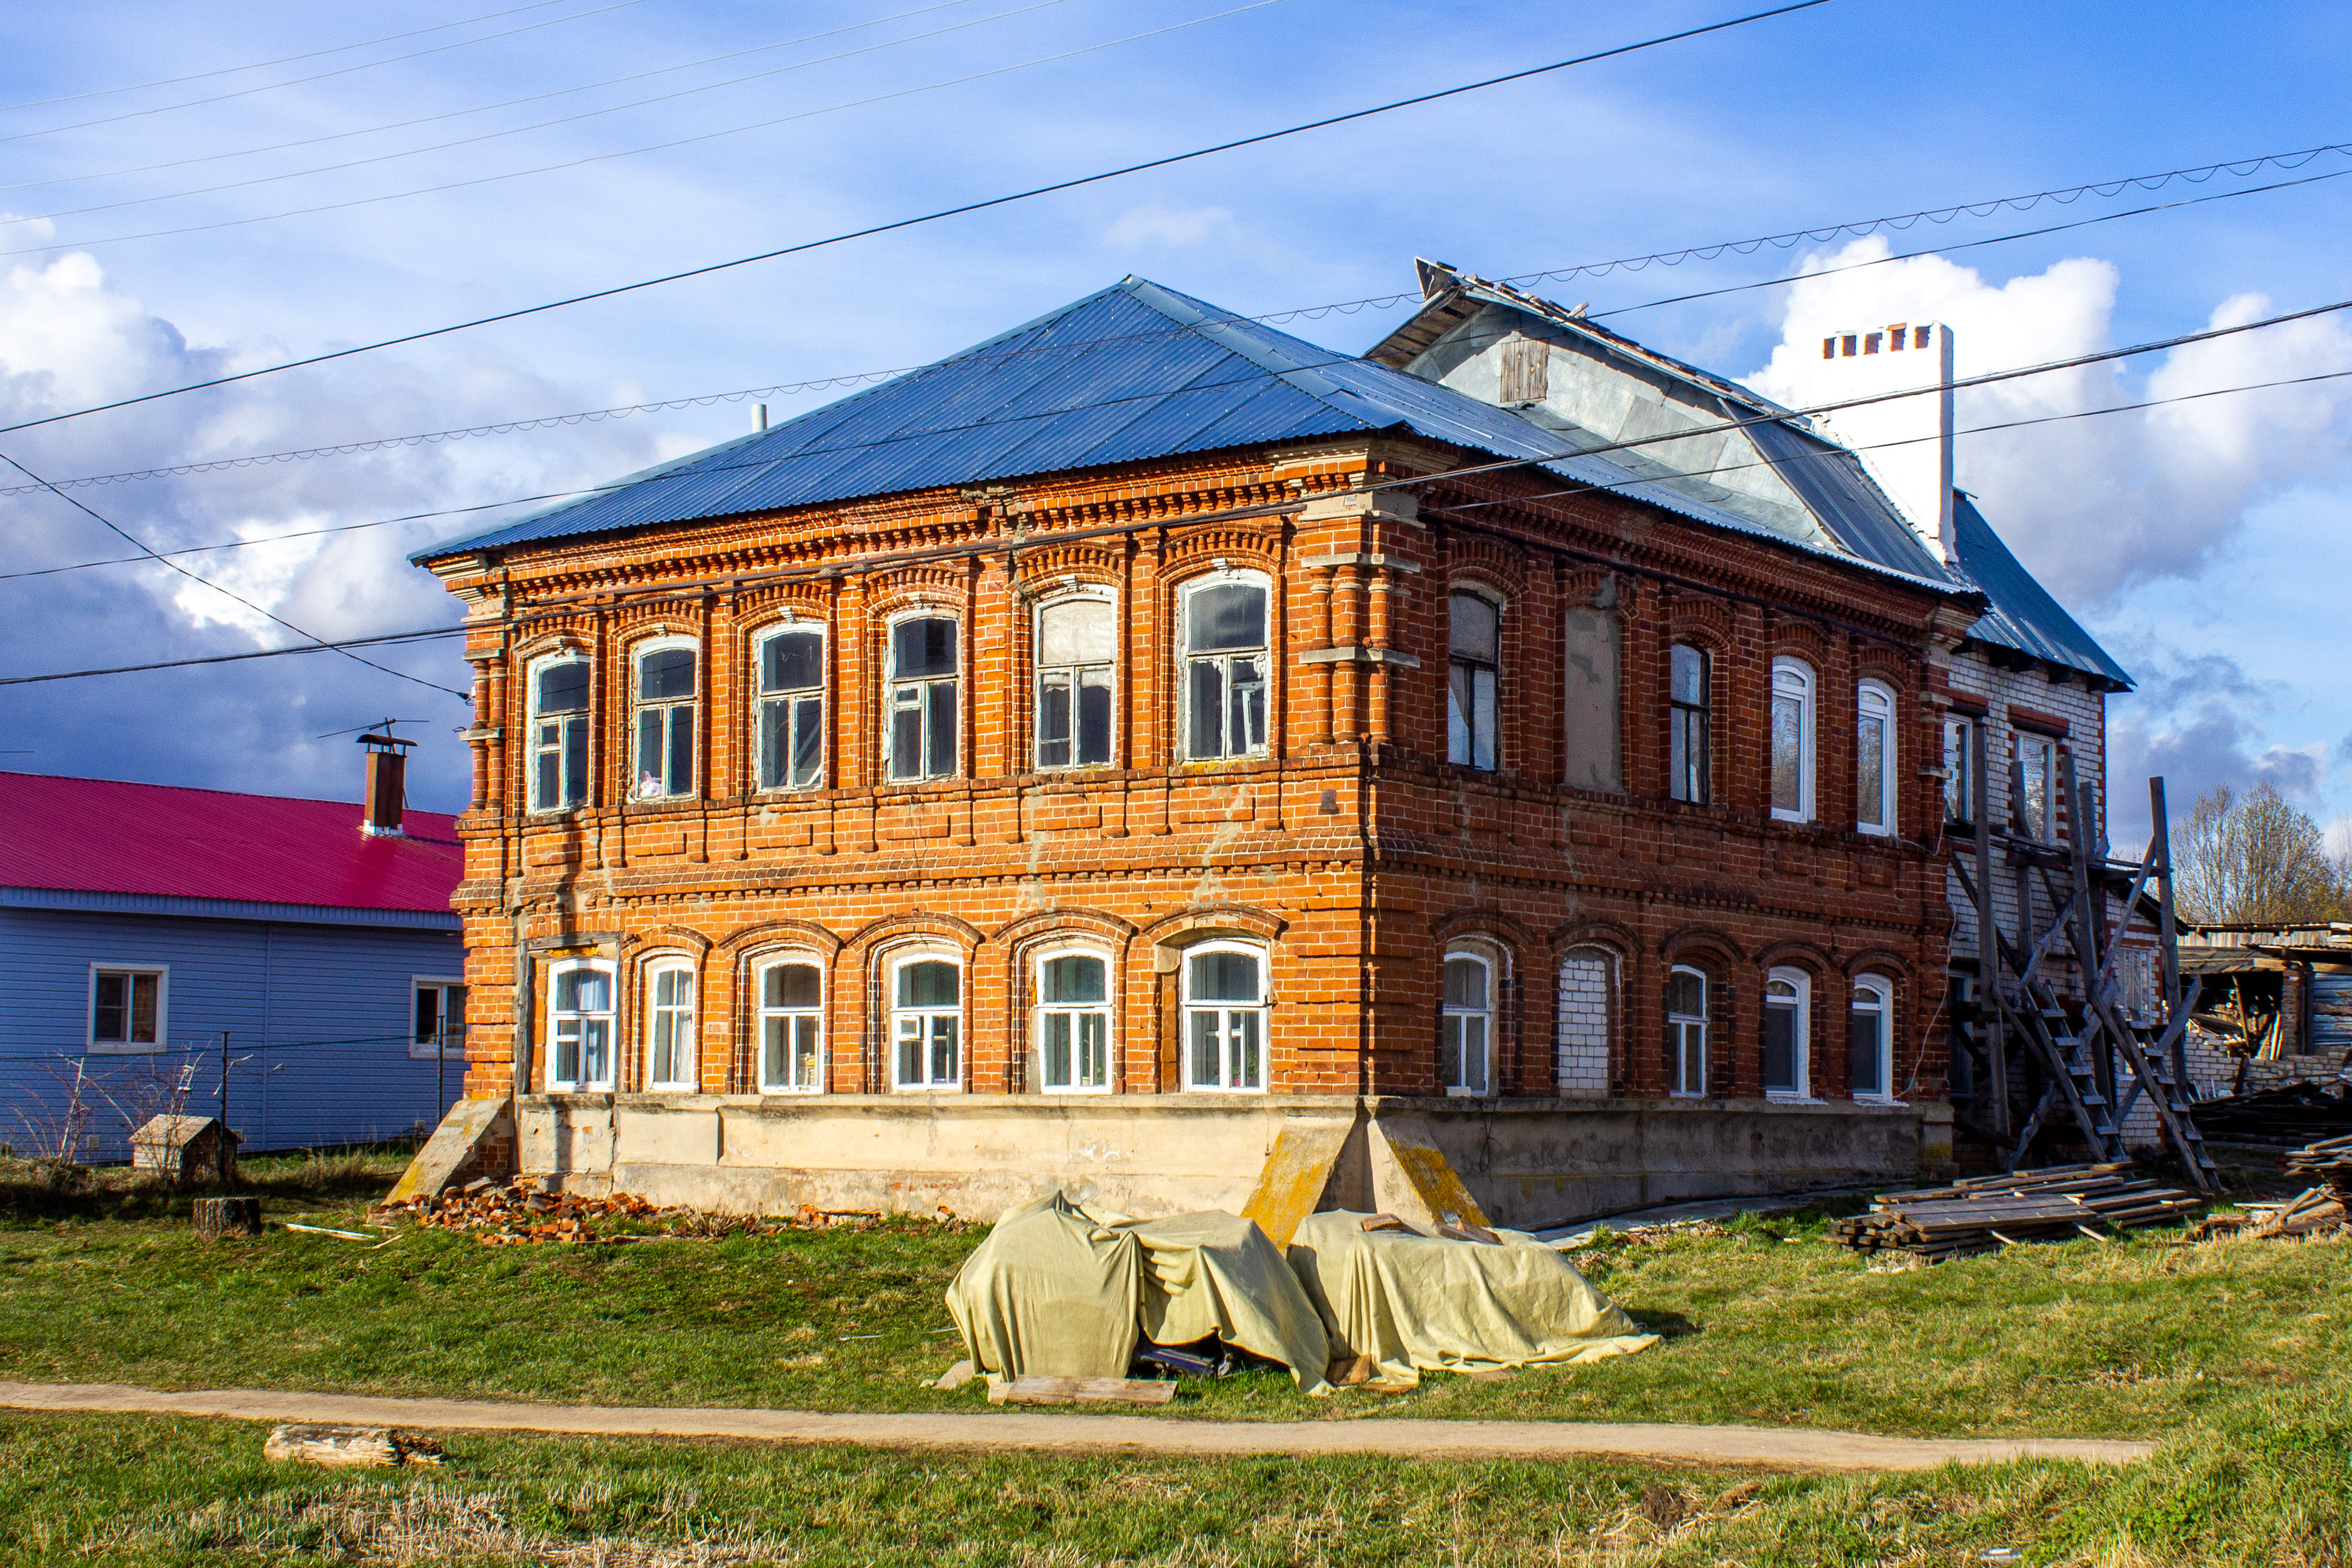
top-left (371, 1179), bottom-right (893, 1245)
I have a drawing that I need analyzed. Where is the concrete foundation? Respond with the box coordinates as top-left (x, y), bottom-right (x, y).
top-left (515, 1094), bottom-right (1951, 1228)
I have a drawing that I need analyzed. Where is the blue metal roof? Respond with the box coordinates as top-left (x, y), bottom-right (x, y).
top-left (412, 277), bottom-right (1956, 592)
top-left (1948, 492), bottom-right (2133, 689)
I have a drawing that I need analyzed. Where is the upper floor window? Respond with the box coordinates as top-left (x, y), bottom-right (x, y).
top-left (757, 959), bottom-right (824, 1094)
top-left (1762, 967), bottom-right (1810, 1098)
top-left (1669, 644), bottom-right (1710, 805)
top-left (1770, 657), bottom-right (1815, 823)
top-left (411, 978), bottom-right (466, 1060)
top-left (1036, 950), bottom-right (1111, 1092)
top-left (1183, 579), bottom-right (1267, 761)
top-left (633, 645), bottom-right (696, 800)
top-left (1561, 607), bottom-right (1621, 794)
top-left (1447, 592), bottom-right (1500, 771)
top-left (548, 960), bottom-right (615, 1091)
top-left (2017, 732), bottom-right (2058, 842)
top-left (645, 960), bottom-right (696, 1091)
top-left (1666, 964), bottom-right (1707, 1097)
top-left (1849, 975), bottom-right (1894, 1100)
top-left (1183, 944), bottom-right (1266, 1091)
top-left (887, 616), bottom-right (959, 782)
top-left (1857, 680), bottom-right (1896, 836)
top-left (891, 954), bottom-right (962, 1089)
top-left (530, 657), bottom-right (590, 812)
top-left (1942, 714), bottom-right (1976, 828)
top-left (757, 626), bottom-right (825, 792)
top-left (1035, 596), bottom-right (1114, 770)
top-left (91, 965), bottom-right (165, 1053)
top-left (1440, 950), bottom-right (1494, 1095)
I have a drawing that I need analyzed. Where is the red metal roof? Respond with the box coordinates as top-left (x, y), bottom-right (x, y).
top-left (0, 771), bottom-right (461, 913)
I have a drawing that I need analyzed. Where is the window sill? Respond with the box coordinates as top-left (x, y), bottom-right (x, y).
top-left (86, 1041), bottom-right (164, 1056)
top-left (1765, 1092), bottom-right (1825, 1104)
top-left (546, 1085), bottom-right (616, 1095)
top-left (1037, 1085), bottom-right (1114, 1095)
top-left (621, 795), bottom-right (702, 814)
top-left (1443, 1085), bottom-right (1490, 1097)
top-left (1852, 1094), bottom-right (1907, 1107)
top-left (757, 1086), bottom-right (828, 1096)
top-left (890, 1084), bottom-right (964, 1094)
top-left (1768, 810), bottom-right (1816, 828)
top-left (1181, 1085), bottom-right (1269, 1095)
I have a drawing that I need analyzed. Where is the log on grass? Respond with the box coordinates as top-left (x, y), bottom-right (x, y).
top-left (262, 1424), bottom-right (436, 1468)
top-left (193, 1196), bottom-right (262, 1241)
top-left (987, 1375), bottom-right (1176, 1407)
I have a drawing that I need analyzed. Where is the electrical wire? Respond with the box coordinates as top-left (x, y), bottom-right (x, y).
top-left (0, 0), bottom-right (1838, 440)
top-left (0, 1033), bottom-right (429, 1062)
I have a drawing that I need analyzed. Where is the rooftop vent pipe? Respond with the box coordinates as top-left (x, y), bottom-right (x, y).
top-left (356, 730), bottom-right (416, 837)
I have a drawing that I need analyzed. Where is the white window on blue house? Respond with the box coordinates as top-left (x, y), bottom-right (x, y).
top-left (90, 964), bottom-right (166, 1053)
top-left (548, 959), bottom-right (616, 1091)
top-left (411, 978), bottom-right (467, 1059)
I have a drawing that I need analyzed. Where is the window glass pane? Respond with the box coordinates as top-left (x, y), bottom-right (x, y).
top-left (930, 1017), bottom-right (959, 1083)
top-left (1186, 584), bottom-right (1265, 652)
top-left (1037, 673), bottom-right (1072, 767)
top-left (1944, 721), bottom-right (1972, 824)
top-left (94, 973), bottom-right (127, 1041)
top-left (562, 718), bottom-right (588, 806)
top-left (666, 705), bottom-right (693, 796)
top-left (1670, 644), bottom-right (1705, 707)
top-left (1234, 1011), bottom-right (1260, 1088)
top-left (1440, 1016), bottom-right (1463, 1089)
top-left (1189, 1011), bottom-right (1221, 1086)
top-left (1448, 594), bottom-right (1498, 661)
top-left (1043, 1012), bottom-right (1073, 1087)
top-left (1771, 693), bottom-right (1803, 813)
top-left (759, 700), bottom-right (788, 788)
top-left (1043, 955), bottom-right (1106, 1004)
top-left (1189, 950), bottom-right (1260, 1003)
top-left (556, 968), bottom-right (609, 1013)
top-left (896, 1018), bottom-right (923, 1085)
top-left (639, 648), bottom-right (695, 700)
top-left (1763, 1002), bottom-right (1797, 1092)
top-left (899, 960), bottom-right (959, 1007)
top-left (1231, 657), bottom-right (1264, 752)
top-left (793, 1016), bottom-right (820, 1089)
top-left (554, 1022), bottom-right (580, 1085)
top-left (762, 630), bottom-right (822, 693)
top-left (765, 963), bottom-right (821, 1009)
top-left (1079, 1014), bottom-right (1107, 1087)
top-left (762, 1017), bottom-right (787, 1086)
top-left (584, 1019), bottom-right (610, 1084)
top-left (1038, 600), bottom-right (1115, 666)
top-left (1473, 666), bottom-right (1497, 771)
top-left (1858, 715), bottom-right (1886, 826)
top-left (1188, 660), bottom-right (1224, 758)
top-left (1443, 956), bottom-right (1486, 1008)
top-left (926, 680), bottom-right (957, 776)
top-left (1849, 1005), bottom-right (1885, 1095)
top-left (1077, 671), bottom-right (1113, 765)
top-left (416, 987), bottom-right (440, 1043)
top-left (1447, 665), bottom-right (1472, 765)
top-left (790, 695), bottom-right (822, 787)
top-left (537, 661), bottom-right (590, 714)
top-left (893, 617), bottom-right (957, 677)
top-left (1666, 969), bottom-right (1703, 1019)
top-left (890, 699), bottom-right (923, 781)
top-left (636, 708), bottom-right (663, 797)
top-left (1462, 1016), bottom-right (1487, 1095)
top-left (129, 975), bottom-right (158, 1042)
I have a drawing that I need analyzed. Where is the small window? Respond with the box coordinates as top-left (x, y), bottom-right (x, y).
top-left (1183, 580), bottom-right (1268, 761)
top-left (530, 657), bottom-right (591, 812)
top-left (1666, 965), bottom-right (1707, 1097)
top-left (1183, 944), bottom-right (1266, 1091)
top-left (1669, 643), bottom-right (1710, 804)
top-left (757, 960), bottom-right (824, 1093)
top-left (1037, 951), bottom-right (1111, 1092)
top-left (756, 627), bottom-right (825, 791)
top-left (1942, 716), bottom-right (1976, 828)
top-left (887, 617), bottom-right (959, 782)
top-left (1035, 598), bottom-right (1115, 770)
top-left (90, 966), bottom-right (165, 1052)
top-left (633, 645), bottom-right (696, 800)
top-left (891, 955), bottom-right (962, 1089)
top-left (1447, 592), bottom-right (1500, 771)
top-left (645, 961), bottom-right (696, 1091)
top-left (2017, 734), bottom-right (2057, 842)
top-left (1763, 968), bottom-right (1810, 1098)
top-left (1849, 977), bottom-right (1894, 1100)
top-left (1440, 952), bottom-right (1493, 1095)
top-left (1771, 657), bottom-right (1815, 823)
top-left (1857, 681), bottom-right (1896, 836)
top-left (411, 979), bottom-right (467, 1060)
top-left (548, 960), bottom-right (615, 1091)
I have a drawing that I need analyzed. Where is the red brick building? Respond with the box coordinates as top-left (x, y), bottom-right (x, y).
top-left (413, 268), bottom-right (2126, 1223)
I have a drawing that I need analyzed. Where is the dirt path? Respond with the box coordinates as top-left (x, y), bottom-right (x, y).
top-left (0, 1380), bottom-right (2152, 1471)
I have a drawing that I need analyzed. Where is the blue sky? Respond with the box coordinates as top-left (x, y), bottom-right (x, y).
top-left (2, 0), bottom-right (2347, 852)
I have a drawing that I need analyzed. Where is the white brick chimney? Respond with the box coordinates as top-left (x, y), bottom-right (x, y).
top-left (1807, 321), bottom-right (1954, 563)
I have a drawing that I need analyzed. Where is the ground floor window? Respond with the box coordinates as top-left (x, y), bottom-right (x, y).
top-left (548, 960), bottom-right (615, 1091)
top-left (1850, 976), bottom-right (1895, 1100)
top-left (1184, 944), bottom-right (1265, 1091)
top-left (891, 955), bottom-right (962, 1090)
top-left (758, 960), bottom-right (825, 1093)
top-left (1763, 967), bottom-right (1810, 1098)
top-left (1556, 950), bottom-right (1612, 1095)
top-left (645, 962), bottom-right (695, 1090)
top-left (411, 979), bottom-right (467, 1060)
top-left (1440, 951), bottom-right (1493, 1095)
top-left (1666, 965), bottom-right (1707, 1097)
top-left (1036, 950), bottom-right (1110, 1092)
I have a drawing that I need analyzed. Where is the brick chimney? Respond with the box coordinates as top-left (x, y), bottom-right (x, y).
top-left (357, 731), bottom-right (414, 837)
top-left (1808, 321), bottom-right (1955, 563)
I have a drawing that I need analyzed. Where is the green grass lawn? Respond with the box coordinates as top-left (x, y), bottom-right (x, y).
top-left (4, 1152), bottom-right (2349, 1564)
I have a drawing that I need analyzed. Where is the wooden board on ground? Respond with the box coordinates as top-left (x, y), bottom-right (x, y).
top-left (987, 1376), bottom-right (1175, 1407)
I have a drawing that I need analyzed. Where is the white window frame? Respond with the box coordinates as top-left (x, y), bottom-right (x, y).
top-left (1666, 963), bottom-right (1707, 1098)
top-left (1179, 572), bottom-right (1271, 762)
top-left (753, 621), bottom-right (827, 793)
top-left (1770, 656), bottom-right (1816, 824)
top-left (1849, 975), bottom-right (1898, 1103)
top-left (1446, 589), bottom-right (1501, 772)
top-left (2017, 732), bottom-right (2059, 842)
top-left (884, 610), bottom-right (962, 783)
top-left (1439, 944), bottom-right (1497, 1096)
top-left (643, 957), bottom-right (697, 1091)
top-left (526, 651), bottom-right (592, 813)
top-left (1857, 680), bottom-right (1896, 836)
top-left (630, 635), bottom-right (699, 801)
top-left (889, 950), bottom-right (964, 1092)
top-left (410, 976), bottom-right (467, 1060)
top-left (1762, 966), bottom-right (1813, 1101)
top-left (546, 957), bottom-right (617, 1092)
top-left (1668, 642), bottom-right (1710, 805)
top-left (1181, 940), bottom-right (1268, 1092)
top-left (754, 954), bottom-right (828, 1094)
top-left (88, 962), bottom-right (168, 1055)
top-left (1034, 588), bottom-right (1118, 772)
top-left (1942, 714), bottom-right (1976, 828)
top-left (1034, 944), bottom-right (1113, 1093)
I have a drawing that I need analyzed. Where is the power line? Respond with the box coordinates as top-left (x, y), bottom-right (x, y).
top-left (0, 0), bottom-right (1837, 441)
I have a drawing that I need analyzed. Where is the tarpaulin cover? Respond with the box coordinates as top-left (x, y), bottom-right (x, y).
top-left (1287, 1211), bottom-right (1660, 1387)
top-left (945, 1193), bottom-right (1335, 1392)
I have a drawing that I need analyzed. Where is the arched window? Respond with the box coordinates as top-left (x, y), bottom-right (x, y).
top-left (1770, 657), bottom-right (1815, 823)
top-left (1035, 596), bottom-right (1115, 769)
top-left (632, 643), bottom-right (696, 800)
top-left (1666, 965), bottom-right (1708, 1097)
top-left (756, 625), bottom-right (825, 791)
top-left (1669, 644), bottom-right (1709, 804)
top-left (756, 959), bottom-right (824, 1094)
top-left (1447, 591), bottom-right (1500, 771)
top-left (645, 959), bottom-right (696, 1091)
top-left (886, 615), bottom-right (959, 782)
top-left (547, 959), bottom-right (615, 1091)
top-left (1857, 680), bottom-right (1896, 835)
top-left (1183, 943), bottom-right (1266, 1091)
top-left (1182, 578), bottom-right (1268, 760)
top-left (1556, 948), bottom-right (1614, 1096)
top-left (1849, 975), bottom-right (1895, 1100)
top-left (1762, 966), bottom-right (1810, 1099)
top-left (529, 656), bottom-right (591, 812)
top-left (890, 953), bottom-right (962, 1089)
top-left (1035, 948), bottom-right (1111, 1092)
top-left (1440, 950), bottom-right (1494, 1095)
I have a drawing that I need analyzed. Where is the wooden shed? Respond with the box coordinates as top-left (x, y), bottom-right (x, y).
top-left (131, 1115), bottom-right (240, 1185)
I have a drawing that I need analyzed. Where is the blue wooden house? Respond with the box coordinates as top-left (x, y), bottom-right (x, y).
top-left (1, 745), bottom-right (466, 1163)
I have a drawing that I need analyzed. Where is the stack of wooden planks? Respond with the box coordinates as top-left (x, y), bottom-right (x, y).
top-left (2188, 1083), bottom-right (2352, 1148)
top-left (2284, 1133), bottom-right (2352, 1195)
top-left (1827, 1164), bottom-right (2204, 1264)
